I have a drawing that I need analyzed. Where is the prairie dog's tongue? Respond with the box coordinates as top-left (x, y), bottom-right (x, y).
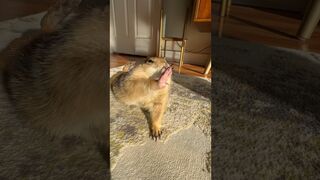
top-left (162, 64), bottom-right (172, 72)
top-left (156, 67), bottom-right (168, 80)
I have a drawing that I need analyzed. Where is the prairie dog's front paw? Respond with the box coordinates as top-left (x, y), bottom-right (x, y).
top-left (150, 124), bottom-right (162, 141)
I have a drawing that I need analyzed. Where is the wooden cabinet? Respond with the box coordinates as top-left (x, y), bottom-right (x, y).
top-left (193, 0), bottom-right (211, 22)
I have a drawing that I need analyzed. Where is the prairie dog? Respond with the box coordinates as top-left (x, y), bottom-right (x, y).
top-left (111, 57), bottom-right (173, 140)
top-left (3, 8), bottom-right (108, 144)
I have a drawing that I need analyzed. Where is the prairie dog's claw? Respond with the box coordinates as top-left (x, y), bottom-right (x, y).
top-left (150, 125), bottom-right (162, 141)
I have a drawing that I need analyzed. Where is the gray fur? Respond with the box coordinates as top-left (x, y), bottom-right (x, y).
top-left (3, 8), bottom-right (108, 143)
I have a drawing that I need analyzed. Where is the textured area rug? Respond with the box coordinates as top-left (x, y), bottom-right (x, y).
top-left (110, 66), bottom-right (211, 170)
top-left (111, 126), bottom-right (211, 179)
top-left (213, 37), bottom-right (320, 179)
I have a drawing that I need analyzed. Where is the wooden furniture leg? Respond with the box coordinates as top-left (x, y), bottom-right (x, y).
top-left (164, 40), bottom-right (167, 57)
top-left (297, 0), bottom-right (320, 40)
top-left (226, 0), bottom-right (232, 16)
top-left (158, 9), bottom-right (164, 57)
top-left (204, 58), bottom-right (211, 75)
top-left (220, 0), bottom-right (227, 17)
top-left (178, 40), bottom-right (186, 74)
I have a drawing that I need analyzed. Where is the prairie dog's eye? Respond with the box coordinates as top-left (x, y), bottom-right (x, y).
top-left (146, 59), bottom-right (153, 63)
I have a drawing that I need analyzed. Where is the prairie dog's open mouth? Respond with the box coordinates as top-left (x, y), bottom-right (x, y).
top-left (153, 65), bottom-right (173, 80)
top-left (161, 67), bottom-right (166, 74)
top-left (160, 64), bottom-right (173, 74)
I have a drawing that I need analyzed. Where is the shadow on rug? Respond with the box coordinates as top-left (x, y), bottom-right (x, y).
top-left (212, 37), bottom-right (320, 179)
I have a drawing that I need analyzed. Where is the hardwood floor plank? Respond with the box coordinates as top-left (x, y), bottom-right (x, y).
top-left (213, 3), bottom-right (320, 53)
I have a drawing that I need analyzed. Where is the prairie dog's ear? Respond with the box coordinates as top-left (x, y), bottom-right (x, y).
top-left (161, 57), bottom-right (168, 64)
top-left (155, 56), bottom-right (165, 60)
top-left (40, 0), bottom-right (82, 33)
top-left (122, 62), bottom-right (136, 72)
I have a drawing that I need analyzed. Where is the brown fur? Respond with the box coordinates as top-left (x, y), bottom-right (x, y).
top-left (111, 57), bottom-right (172, 139)
top-left (2, 8), bottom-right (108, 144)
top-left (40, 0), bottom-right (107, 33)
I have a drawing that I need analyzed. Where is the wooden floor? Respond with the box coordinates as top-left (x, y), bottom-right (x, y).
top-left (213, 3), bottom-right (320, 53)
top-left (111, 54), bottom-right (211, 79)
